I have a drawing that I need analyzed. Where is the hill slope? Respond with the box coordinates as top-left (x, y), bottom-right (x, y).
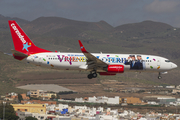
top-left (0, 15), bottom-right (179, 90)
top-left (23, 17), bottom-right (113, 34)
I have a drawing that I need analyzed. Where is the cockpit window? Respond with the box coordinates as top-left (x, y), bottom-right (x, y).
top-left (165, 60), bottom-right (170, 62)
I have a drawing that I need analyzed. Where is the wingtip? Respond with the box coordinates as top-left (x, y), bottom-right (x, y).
top-left (8, 20), bottom-right (16, 24)
top-left (78, 40), bottom-right (82, 44)
top-left (78, 40), bottom-right (83, 46)
top-left (78, 40), bottom-right (88, 53)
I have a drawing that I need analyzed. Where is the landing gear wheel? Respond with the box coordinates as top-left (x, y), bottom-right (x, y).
top-left (88, 74), bottom-right (93, 79)
top-left (92, 73), bottom-right (97, 78)
top-left (87, 70), bottom-right (97, 79)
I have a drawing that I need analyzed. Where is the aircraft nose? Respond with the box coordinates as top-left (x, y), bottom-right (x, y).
top-left (171, 63), bottom-right (178, 69)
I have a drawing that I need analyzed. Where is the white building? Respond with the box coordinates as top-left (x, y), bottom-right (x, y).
top-left (88, 107), bottom-right (97, 116)
top-left (74, 105), bottom-right (87, 110)
top-left (75, 97), bottom-right (84, 102)
top-left (99, 115), bottom-right (118, 120)
top-left (31, 113), bottom-right (48, 120)
top-left (107, 96), bottom-right (119, 104)
top-left (97, 107), bottom-right (104, 112)
top-left (88, 96), bottom-right (97, 102)
top-left (56, 104), bottom-right (68, 111)
top-left (166, 86), bottom-right (175, 89)
top-left (8, 92), bottom-right (17, 96)
top-left (46, 104), bottom-right (56, 111)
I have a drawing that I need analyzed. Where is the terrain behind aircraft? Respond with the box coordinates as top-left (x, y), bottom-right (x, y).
top-left (8, 20), bottom-right (177, 79)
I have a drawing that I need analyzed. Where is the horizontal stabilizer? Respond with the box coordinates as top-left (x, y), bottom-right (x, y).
top-left (11, 49), bottom-right (28, 60)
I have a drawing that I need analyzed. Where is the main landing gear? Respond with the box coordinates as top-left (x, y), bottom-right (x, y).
top-left (87, 71), bottom-right (97, 79)
top-left (158, 72), bottom-right (162, 79)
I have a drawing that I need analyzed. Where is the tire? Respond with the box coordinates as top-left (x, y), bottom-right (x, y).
top-left (92, 73), bottom-right (97, 78)
top-left (88, 74), bottom-right (93, 79)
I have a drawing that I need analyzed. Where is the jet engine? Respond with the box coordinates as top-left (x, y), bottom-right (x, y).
top-left (105, 64), bottom-right (124, 73)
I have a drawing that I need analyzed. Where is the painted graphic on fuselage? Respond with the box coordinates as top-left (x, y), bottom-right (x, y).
top-left (125, 55), bottom-right (146, 70)
top-left (55, 54), bottom-right (147, 70)
top-left (56, 54), bottom-right (127, 65)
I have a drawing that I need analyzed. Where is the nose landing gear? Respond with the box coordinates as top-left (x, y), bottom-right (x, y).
top-left (158, 72), bottom-right (162, 79)
top-left (158, 76), bottom-right (162, 79)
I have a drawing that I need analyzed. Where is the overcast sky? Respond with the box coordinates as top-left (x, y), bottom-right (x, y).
top-left (0, 0), bottom-right (180, 27)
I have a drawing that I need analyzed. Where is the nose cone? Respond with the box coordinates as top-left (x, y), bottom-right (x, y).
top-left (172, 63), bottom-right (178, 69)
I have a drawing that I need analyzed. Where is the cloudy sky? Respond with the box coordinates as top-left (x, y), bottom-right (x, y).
top-left (0, 0), bottom-right (180, 27)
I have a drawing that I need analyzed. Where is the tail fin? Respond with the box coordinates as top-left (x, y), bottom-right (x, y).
top-left (8, 20), bottom-right (51, 56)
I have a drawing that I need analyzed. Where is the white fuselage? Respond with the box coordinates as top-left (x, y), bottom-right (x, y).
top-left (26, 52), bottom-right (177, 73)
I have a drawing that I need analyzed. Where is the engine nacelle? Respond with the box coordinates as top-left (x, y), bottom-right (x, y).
top-left (106, 64), bottom-right (124, 73)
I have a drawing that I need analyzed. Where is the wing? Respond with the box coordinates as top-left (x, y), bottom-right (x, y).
top-left (78, 40), bottom-right (107, 70)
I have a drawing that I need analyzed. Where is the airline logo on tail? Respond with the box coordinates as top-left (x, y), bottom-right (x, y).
top-left (22, 42), bottom-right (31, 52)
top-left (11, 23), bottom-right (31, 52)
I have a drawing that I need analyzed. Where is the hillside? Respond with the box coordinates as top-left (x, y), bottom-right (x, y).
top-left (0, 14), bottom-right (29, 31)
top-left (0, 15), bottom-right (179, 94)
top-left (23, 17), bottom-right (113, 34)
top-left (115, 20), bottom-right (173, 37)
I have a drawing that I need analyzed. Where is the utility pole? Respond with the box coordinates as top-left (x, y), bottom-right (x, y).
top-left (3, 101), bottom-right (6, 120)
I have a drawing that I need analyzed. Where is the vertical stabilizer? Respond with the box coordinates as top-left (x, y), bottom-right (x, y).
top-left (8, 20), bottom-right (51, 55)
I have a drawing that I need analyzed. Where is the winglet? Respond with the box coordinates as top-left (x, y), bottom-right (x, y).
top-left (78, 40), bottom-right (88, 53)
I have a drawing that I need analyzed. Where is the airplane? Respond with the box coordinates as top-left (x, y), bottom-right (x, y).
top-left (8, 20), bottom-right (177, 79)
